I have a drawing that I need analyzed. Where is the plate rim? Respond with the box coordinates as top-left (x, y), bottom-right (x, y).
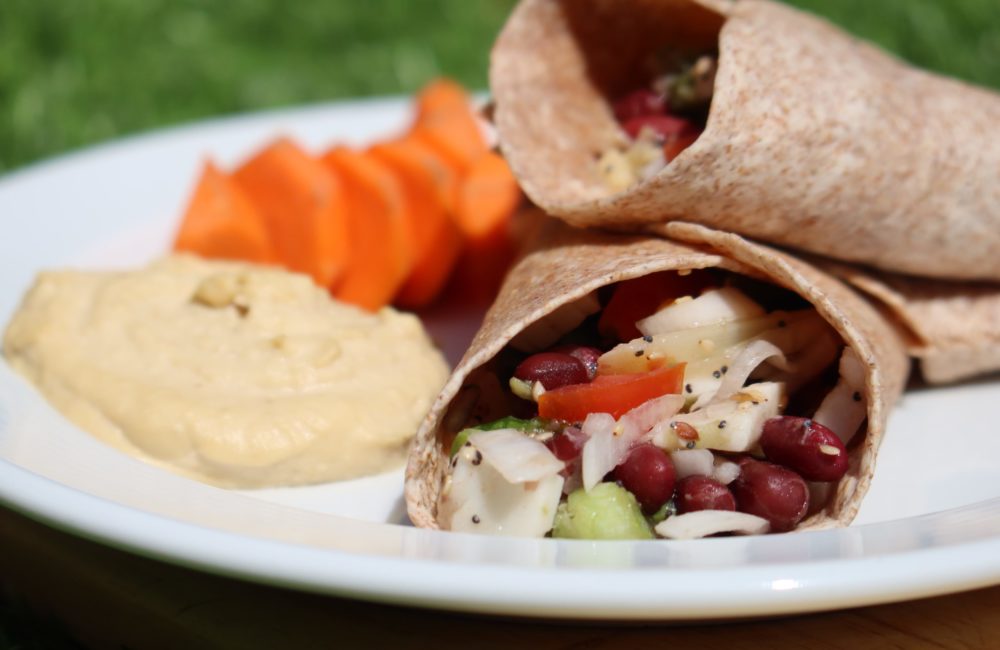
top-left (3, 457), bottom-right (1000, 620)
top-left (2, 97), bottom-right (999, 621)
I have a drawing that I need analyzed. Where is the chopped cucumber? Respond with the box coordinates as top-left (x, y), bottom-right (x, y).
top-left (647, 499), bottom-right (677, 526)
top-left (551, 483), bottom-right (653, 540)
top-left (450, 429), bottom-right (474, 457)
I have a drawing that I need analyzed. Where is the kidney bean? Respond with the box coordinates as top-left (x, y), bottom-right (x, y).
top-left (514, 352), bottom-right (588, 390)
top-left (760, 416), bottom-right (849, 482)
top-left (614, 443), bottom-right (676, 514)
top-left (546, 426), bottom-right (586, 462)
top-left (675, 476), bottom-right (736, 514)
top-left (552, 344), bottom-right (602, 380)
top-left (612, 89), bottom-right (666, 123)
top-left (731, 458), bottom-right (809, 533)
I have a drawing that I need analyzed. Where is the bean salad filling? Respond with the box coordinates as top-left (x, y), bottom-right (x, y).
top-left (599, 52), bottom-right (717, 193)
top-left (438, 270), bottom-right (868, 539)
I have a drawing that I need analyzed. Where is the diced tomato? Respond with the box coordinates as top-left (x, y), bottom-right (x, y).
top-left (612, 89), bottom-right (666, 123)
top-left (598, 271), bottom-right (717, 342)
top-left (663, 130), bottom-right (702, 162)
top-left (622, 115), bottom-right (697, 141)
top-left (538, 364), bottom-right (686, 422)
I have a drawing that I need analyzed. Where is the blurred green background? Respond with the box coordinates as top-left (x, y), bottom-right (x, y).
top-left (1, 0), bottom-right (998, 174)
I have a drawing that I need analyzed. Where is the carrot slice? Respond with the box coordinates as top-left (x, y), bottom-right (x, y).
top-left (173, 160), bottom-right (275, 264)
top-left (447, 151), bottom-right (523, 304)
top-left (454, 151), bottom-right (522, 239)
top-left (410, 79), bottom-right (489, 172)
top-left (368, 137), bottom-right (464, 309)
top-left (320, 146), bottom-right (413, 311)
top-left (233, 137), bottom-right (349, 288)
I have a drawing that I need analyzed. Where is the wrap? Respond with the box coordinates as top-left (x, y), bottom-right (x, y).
top-left (490, 0), bottom-right (1000, 281)
top-left (405, 220), bottom-right (909, 535)
top-left (816, 261), bottom-right (1000, 385)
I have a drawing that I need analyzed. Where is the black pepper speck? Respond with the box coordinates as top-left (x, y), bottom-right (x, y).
top-left (642, 335), bottom-right (653, 343)
top-left (634, 349), bottom-right (645, 357)
top-left (472, 514), bottom-right (481, 524)
top-left (852, 391), bottom-right (862, 402)
top-left (685, 383), bottom-right (693, 394)
top-left (718, 420), bottom-right (727, 429)
top-left (472, 451), bottom-right (483, 466)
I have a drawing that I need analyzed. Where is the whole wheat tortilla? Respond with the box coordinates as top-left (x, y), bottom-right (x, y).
top-left (405, 220), bottom-right (909, 535)
top-left (490, 0), bottom-right (1000, 281)
top-left (813, 261), bottom-right (1000, 385)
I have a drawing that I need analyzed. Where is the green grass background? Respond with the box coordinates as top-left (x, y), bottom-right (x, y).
top-left (1, 0), bottom-right (998, 174)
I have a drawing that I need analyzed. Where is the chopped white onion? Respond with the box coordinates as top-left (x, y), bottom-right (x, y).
top-left (622, 394), bottom-right (686, 439)
top-left (580, 413), bottom-right (619, 491)
top-left (654, 510), bottom-right (770, 540)
top-left (468, 429), bottom-right (564, 484)
top-left (440, 451), bottom-right (565, 537)
top-left (580, 395), bottom-right (685, 491)
top-left (637, 287), bottom-right (765, 337)
top-left (648, 399), bottom-right (737, 449)
top-left (773, 328), bottom-right (840, 392)
top-left (712, 459), bottom-right (741, 485)
top-left (670, 449), bottom-right (715, 479)
top-left (812, 347), bottom-right (867, 444)
top-left (693, 339), bottom-right (787, 409)
top-left (562, 461), bottom-right (583, 495)
top-left (840, 345), bottom-right (866, 387)
top-left (704, 399), bottom-right (739, 421)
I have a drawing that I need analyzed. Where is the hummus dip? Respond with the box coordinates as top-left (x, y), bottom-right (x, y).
top-left (2, 255), bottom-right (450, 488)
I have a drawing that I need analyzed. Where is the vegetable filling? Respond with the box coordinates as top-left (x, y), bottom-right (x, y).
top-left (599, 52), bottom-right (717, 192)
top-left (437, 270), bottom-right (867, 539)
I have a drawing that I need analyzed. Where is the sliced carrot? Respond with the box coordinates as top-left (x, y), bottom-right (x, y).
top-left (320, 146), bottom-right (413, 311)
top-left (368, 137), bottom-right (464, 309)
top-left (454, 150), bottom-right (522, 238)
top-left (233, 137), bottom-right (349, 288)
top-left (173, 160), bottom-right (275, 264)
top-left (447, 151), bottom-right (524, 304)
top-left (410, 79), bottom-right (489, 172)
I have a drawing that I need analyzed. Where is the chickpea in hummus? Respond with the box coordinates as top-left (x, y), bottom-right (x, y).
top-left (2, 255), bottom-right (450, 488)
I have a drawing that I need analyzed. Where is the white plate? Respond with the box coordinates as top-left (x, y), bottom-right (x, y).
top-left (1, 98), bottom-right (999, 621)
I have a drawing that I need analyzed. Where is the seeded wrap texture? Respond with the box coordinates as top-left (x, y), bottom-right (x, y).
top-left (490, 0), bottom-right (1000, 281)
top-left (405, 220), bottom-right (909, 534)
top-left (814, 261), bottom-right (1000, 385)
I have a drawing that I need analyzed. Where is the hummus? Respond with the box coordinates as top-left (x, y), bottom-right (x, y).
top-left (2, 255), bottom-right (450, 488)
